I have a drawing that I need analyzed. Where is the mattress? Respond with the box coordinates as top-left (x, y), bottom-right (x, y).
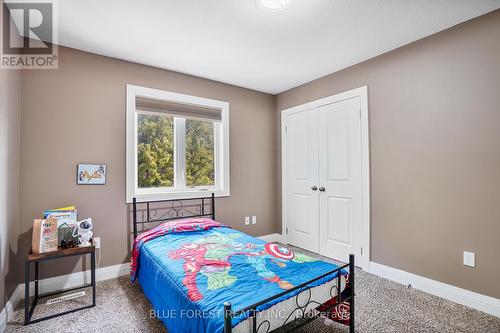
top-left (136, 225), bottom-right (347, 333)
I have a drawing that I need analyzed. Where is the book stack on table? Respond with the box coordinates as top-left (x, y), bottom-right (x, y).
top-left (31, 206), bottom-right (78, 254)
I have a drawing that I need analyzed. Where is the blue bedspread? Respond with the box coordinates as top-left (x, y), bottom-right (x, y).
top-left (137, 226), bottom-right (344, 333)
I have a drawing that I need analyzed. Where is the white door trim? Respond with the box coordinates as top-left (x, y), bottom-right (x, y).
top-left (281, 86), bottom-right (370, 271)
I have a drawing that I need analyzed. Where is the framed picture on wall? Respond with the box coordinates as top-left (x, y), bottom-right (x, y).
top-left (77, 163), bottom-right (107, 185)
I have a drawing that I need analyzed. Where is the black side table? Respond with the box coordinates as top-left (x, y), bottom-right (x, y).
top-left (24, 244), bottom-right (96, 325)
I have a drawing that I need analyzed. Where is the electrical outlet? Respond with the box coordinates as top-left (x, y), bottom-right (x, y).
top-left (94, 237), bottom-right (101, 249)
top-left (244, 217), bottom-right (250, 225)
top-left (251, 216), bottom-right (257, 225)
top-left (463, 251), bottom-right (475, 267)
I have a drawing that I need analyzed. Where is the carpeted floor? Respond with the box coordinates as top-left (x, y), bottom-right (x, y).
top-left (6, 245), bottom-right (500, 333)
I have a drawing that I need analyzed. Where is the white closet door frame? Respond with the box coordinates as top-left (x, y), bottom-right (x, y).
top-left (281, 86), bottom-right (370, 271)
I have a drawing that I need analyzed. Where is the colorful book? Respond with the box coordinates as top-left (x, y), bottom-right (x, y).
top-left (43, 207), bottom-right (78, 245)
top-left (49, 206), bottom-right (76, 212)
top-left (43, 207), bottom-right (78, 227)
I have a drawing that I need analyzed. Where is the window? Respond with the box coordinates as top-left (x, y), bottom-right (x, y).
top-left (185, 118), bottom-right (216, 187)
top-left (137, 113), bottom-right (175, 188)
top-left (126, 85), bottom-right (229, 202)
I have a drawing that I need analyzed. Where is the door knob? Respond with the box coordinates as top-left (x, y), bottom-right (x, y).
top-left (311, 186), bottom-right (318, 191)
top-left (319, 187), bottom-right (326, 192)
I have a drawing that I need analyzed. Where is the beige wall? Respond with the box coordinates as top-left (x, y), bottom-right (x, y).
top-left (0, 67), bottom-right (21, 309)
top-left (12, 7), bottom-right (500, 301)
top-left (20, 46), bottom-right (279, 278)
top-left (277, 10), bottom-right (500, 298)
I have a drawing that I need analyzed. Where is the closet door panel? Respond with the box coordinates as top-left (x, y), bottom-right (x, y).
top-left (285, 109), bottom-right (319, 252)
top-left (318, 97), bottom-right (362, 264)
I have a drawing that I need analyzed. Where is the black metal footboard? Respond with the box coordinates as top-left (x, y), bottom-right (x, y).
top-left (223, 254), bottom-right (355, 333)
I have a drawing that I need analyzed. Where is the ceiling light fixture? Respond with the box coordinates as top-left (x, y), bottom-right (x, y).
top-left (256, 0), bottom-right (294, 12)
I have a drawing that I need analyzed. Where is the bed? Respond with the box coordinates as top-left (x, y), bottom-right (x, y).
top-left (130, 194), bottom-right (355, 333)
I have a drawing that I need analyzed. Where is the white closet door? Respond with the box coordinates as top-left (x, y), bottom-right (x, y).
top-left (285, 108), bottom-right (319, 253)
top-left (318, 97), bottom-right (362, 263)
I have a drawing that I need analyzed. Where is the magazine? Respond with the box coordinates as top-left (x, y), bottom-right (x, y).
top-left (43, 206), bottom-right (78, 246)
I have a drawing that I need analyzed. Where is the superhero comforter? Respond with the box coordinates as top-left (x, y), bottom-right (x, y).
top-left (131, 218), bottom-right (347, 333)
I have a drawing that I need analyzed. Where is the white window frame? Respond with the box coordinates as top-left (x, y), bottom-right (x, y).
top-left (126, 84), bottom-right (230, 203)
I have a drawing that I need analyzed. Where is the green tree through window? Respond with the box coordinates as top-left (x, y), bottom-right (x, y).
top-left (186, 119), bottom-right (215, 187)
top-left (137, 114), bottom-right (174, 188)
top-left (137, 114), bottom-right (215, 189)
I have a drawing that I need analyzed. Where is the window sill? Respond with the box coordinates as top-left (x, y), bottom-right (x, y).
top-left (126, 189), bottom-right (229, 204)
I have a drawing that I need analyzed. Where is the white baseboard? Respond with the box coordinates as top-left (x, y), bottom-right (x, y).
top-left (0, 301), bottom-right (6, 333)
top-left (369, 262), bottom-right (500, 317)
top-left (20, 263), bottom-right (129, 297)
top-left (0, 306), bottom-right (4, 333)
top-left (258, 233), bottom-right (287, 244)
top-left (0, 262), bottom-right (129, 331)
top-left (1, 284), bottom-right (21, 333)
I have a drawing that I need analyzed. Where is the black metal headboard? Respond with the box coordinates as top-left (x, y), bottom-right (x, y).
top-left (132, 193), bottom-right (215, 239)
